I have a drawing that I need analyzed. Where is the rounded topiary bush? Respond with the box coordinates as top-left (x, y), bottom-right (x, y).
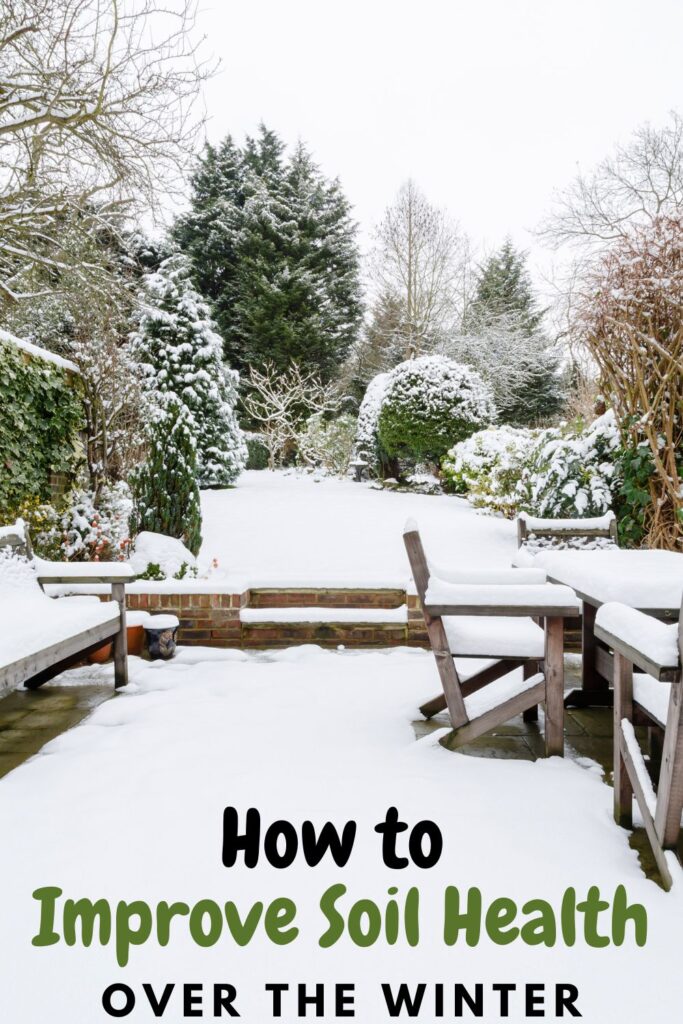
top-left (376, 356), bottom-right (496, 463)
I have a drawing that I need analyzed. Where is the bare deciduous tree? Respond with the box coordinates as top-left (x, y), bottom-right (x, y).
top-left (242, 363), bottom-right (342, 470)
top-left (539, 111), bottom-right (683, 255)
top-left (0, 0), bottom-right (213, 307)
top-left (577, 216), bottom-right (683, 551)
top-left (368, 180), bottom-right (472, 360)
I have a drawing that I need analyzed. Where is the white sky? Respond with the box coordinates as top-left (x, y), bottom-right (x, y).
top-left (196, 0), bottom-right (683, 290)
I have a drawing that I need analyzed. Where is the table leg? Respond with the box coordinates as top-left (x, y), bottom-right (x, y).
top-left (544, 616), bottom-right (564, 757)
top-left (613, 652), bottom-right (633, 828)
top-left (565, 601), bottom-right (612, 709)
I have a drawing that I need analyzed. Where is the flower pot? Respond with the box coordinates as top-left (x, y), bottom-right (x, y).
top-left (144, 614), bottom-right (180, 660)
top-left (88, 641), bottom-right (112, 664)
top-left (127, 624), bottom-right (145, 657)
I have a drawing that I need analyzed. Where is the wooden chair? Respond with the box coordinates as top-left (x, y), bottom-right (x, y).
top-left (0, 521), bottom-right (133, 692)
top-left (404, 520), bottom-right (580, 757)
top-left (595, 600), bottom-right (683, 890)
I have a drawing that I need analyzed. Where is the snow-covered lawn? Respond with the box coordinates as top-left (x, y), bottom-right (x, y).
top-left (200, 470), bottom-right (516, 584)
top-left (1, 647), bottom-right (682, 1023)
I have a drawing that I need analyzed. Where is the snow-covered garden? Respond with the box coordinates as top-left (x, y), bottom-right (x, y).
top-left (1, 5), bottom-right (683, 1021)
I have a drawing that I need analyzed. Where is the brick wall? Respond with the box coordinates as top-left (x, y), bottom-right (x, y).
top-left (127, 592), bottom-right (242, 648)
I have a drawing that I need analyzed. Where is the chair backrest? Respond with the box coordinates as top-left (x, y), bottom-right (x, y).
top-left (0, 520), bottom-right (33, 559)
top-left (403, 518), bottom-right (431, 601)
top-left (516, 511), bottom-right (618, 547)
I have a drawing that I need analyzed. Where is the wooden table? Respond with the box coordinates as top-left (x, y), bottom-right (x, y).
top-left (526, 550), bottom-right (683, 708)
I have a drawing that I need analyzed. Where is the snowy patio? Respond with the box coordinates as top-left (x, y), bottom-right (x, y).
top-left (1, 646), bottom-right (683, 1022)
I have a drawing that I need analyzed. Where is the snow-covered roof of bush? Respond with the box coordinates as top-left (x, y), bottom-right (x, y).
top-left (384, 356), bottom-right (495, 418)
top-left (354, 370), bottom-right (390, 461)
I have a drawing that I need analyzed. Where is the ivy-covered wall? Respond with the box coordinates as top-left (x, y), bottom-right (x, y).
top-left (0, 337), bottom-right (84, 514)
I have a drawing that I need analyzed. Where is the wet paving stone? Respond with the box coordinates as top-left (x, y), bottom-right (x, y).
top-left (0, 684), bottom-right (112, 779)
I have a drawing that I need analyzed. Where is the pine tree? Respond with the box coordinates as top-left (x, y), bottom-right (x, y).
top-left (130, 396), bottom-right (203, 556)
top-left (174, 126), bottom-right (362, 380)
top-left (466, 238), bottom-right (544, 335)
top-left (131, 254), bottom-right (247, 488)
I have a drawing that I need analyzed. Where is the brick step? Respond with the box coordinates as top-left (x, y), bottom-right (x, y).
top-left (245, 587), bottom-right (406, 609)
top-left (241, 619), bottom-right (412, 649)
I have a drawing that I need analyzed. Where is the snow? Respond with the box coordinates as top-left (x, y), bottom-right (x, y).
top-left (145, 614), bottom-right (179, 630)
top-left (35, 558), bottom-right (134, 580)
top-left (129, 531), bottom-right (197, 580)
top-left (621, 720), bottom-right (658, 818)
top-left (464, 670), bottom-right (544, 719)
top-left (0, 328), bottom-right (79, 374)
top-left (443, 614), bottom-right (545, 658)
top-left (1, 645), bottom-right (682, 1023)
top-left (519, 511), bottom-right (616, 532)
top-left (199, 471), bottom-right (519, 587)
top-left (530, 549), bottom-right (683, 611)
top-left (634, 673), bottom-right (672, 727)
top-left (240, 605), bottom-right (408, 624)
top-left (432, 564), bottom-right (547, 584)
top-left (425, 580), bottom-right (580, 612)
top-left (596, 603), bottom-right (680, 669)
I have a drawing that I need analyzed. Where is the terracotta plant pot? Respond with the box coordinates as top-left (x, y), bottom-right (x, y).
top-left (127, 624), bottom-right (145, 657)
top-left (88, 642), bottom-right (112, 664)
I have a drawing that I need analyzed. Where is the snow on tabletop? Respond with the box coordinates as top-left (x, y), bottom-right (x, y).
top-left (464, 670), bottom-right (544, 720)
top-left (634, 673), bottom-right (672, 727)
top-left (0, 593), bottom-right (118, 672)
top-left (129, 531), bottom-right (197, 579)
top-left (425, 580), bottom-right (579, 612)
top-left (518, 511), bottom-right (615, 532)
top-left (430, 564), bottom-right (547, 585)
top-left (444, 614), bottom-right (545, 658)
top-left (240, 605), bottom-right (408, 624)
top-left (35, 558), bottom-right (134, 579)
top-left (532, 548), bottom-right (683, 609)
top-left (3, 646), bottom-right (679, 1023)
top-left (0, 328), bottom-right (79, 373)
top-left (596, 603), bottom-right (679, 668)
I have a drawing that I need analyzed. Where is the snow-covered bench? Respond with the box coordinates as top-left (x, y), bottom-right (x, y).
top-left (513, 511), bottom-right (618, 567)
top-left (404, 520), bottom-right (580, 757)
top-left (0, 522), bottom-right (133, 693)
top-left (595, 600), bottom-right (683, 890)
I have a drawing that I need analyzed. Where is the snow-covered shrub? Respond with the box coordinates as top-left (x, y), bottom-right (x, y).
top-left (244, 432), bottom-right (269, 470)
top-left (61, 482), bottom-right (133, 561)
top-left (131, 254), bottom-right (247, 488)
top-left (377, 356), bottom-right (496, 463)
top-left (299, 414), bottom-right (357, 476)
top-left (442, 426), bottom-right (537, 515)
top-left (516, 411), bottom-right (622, 518)
top-left (354, 371), bottom-right (390, 469)
top-left (129, 532), bottom-right (197, 581)
top-left (129, 396), bottom-right (203, 556)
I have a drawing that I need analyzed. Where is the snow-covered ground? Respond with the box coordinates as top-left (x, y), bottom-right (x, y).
top-left (200, 470), bottom-right (516, 585)
top-left (1, 647), bottom-right (682, 1023)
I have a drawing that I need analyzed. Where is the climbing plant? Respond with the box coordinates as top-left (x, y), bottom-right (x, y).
top-left (0, 338), bottom-right (84, 515)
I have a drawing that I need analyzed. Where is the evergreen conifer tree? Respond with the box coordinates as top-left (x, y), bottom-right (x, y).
top-left (131, 254), bottom-right (247, 488)
top-left (174, 126), bottom-right (362, 379)
top-left (130, 395), bottom-right (203, 556)
top-left (466, 238), bottom-right (543, 334)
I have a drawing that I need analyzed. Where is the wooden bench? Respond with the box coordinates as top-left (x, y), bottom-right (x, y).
top-left (404, 520), bottom-right (580, 757)
top-left (516, 511), bottom-right (618, 550)
top-left (0, 522), bottom-right (133, 692)
top-left (595, 600), bottom-right (683, 890)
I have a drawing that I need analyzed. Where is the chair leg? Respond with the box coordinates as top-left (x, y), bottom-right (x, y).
top-left (543, 617), bottom-right (564, 757)
top-left (613, 652), bottom-right (633, 828)
top-left (522, 662), bottom-right (539, 723)
top-left (419, 692), bottom-right (447, 718)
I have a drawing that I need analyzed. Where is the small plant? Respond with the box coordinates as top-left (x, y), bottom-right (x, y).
top-left (137, 561), bottom-right (165, 581)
